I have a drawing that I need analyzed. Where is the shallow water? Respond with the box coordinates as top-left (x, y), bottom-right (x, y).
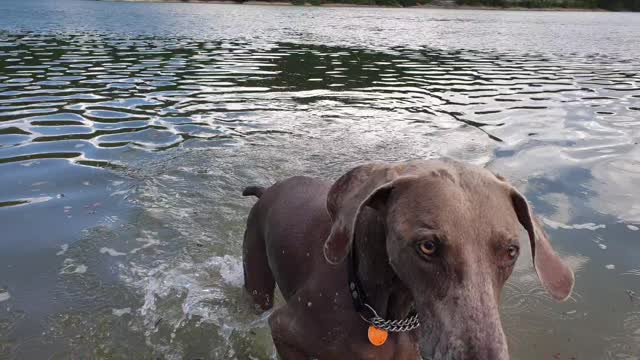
top-left (1, 1), bottom-right (639, 359)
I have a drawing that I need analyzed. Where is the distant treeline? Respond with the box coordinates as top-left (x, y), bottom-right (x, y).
top-left (455, 0), bottom-right (639, 10)
top-left (235, 0), bottom-right (432, 5)
top-left (233, 0), bottom-right (639, 10)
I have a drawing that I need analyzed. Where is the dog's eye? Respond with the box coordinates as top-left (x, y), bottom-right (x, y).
top-left (507, 245), bottom-right (519, 259)
top-left (419, 241), bottom-right (437, 256)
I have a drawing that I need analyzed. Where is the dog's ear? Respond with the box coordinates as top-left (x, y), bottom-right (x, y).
top-left (510, 189), bottom-right (574, 301)
top-left (323, 162), bottom-right (402, 264)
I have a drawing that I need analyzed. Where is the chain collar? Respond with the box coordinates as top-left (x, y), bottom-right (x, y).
top-left (347, 238), bottom-right (420, 333)
top-left (361, 304), bottom-right (420, 332)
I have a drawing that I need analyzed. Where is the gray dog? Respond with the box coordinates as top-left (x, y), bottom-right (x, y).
top-left (242, 159), bottom-right (574, 359)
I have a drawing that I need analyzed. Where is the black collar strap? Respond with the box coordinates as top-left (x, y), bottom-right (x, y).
top-left (347, 239), bottom-right (420, 332)
top-left (347, 236), bottom-right (368, 313)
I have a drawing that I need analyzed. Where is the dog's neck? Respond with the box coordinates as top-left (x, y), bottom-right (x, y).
top-left (354, 207), bottom-right (414, 321)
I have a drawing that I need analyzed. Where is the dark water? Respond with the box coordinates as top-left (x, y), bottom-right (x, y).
top-left (1, 1), bottom-right (639, 359)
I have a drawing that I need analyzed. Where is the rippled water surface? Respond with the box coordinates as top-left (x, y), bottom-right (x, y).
top-left (1, 1), bottom-right (639, 359)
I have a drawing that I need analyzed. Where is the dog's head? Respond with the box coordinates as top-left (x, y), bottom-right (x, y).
top-left (323, 160), bottom-right (574, 360)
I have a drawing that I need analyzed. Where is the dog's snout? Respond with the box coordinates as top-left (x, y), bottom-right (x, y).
top-left (418, 279), bottom-right (510, 360)
top-left (462, 329), bottom-right (509, 360)
top-left (422, 326), bottom-right (509, 360)
top-left (454, 298), bottom-right (509, 359)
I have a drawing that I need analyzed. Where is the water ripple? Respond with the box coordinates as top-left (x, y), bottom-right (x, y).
top-left (1, 35), bottom-right (638, 169)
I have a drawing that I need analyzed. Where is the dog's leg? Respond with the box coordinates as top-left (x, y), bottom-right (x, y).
top-left (269, 307), bottom-right (309, 360)
top-left (273, 340), bottom-right (308, 360)
top-left (243, 225), bottom-right (275, 311)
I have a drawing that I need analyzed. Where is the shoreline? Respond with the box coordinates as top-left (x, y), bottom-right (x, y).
top-left (102, 0), bottom-right (610, 12)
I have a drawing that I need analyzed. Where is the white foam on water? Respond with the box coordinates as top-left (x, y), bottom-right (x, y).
top-left (606, 264), bottom-right (616, 270)
top-left (117, 251), bottom-right (267, 359)
top-left (56, 244), bottom-right (69, 256)
top-left (130, 230), bottom-right (162, 254)
top-left (112, 307), bottom-right (131, 316)
top-left (0, 291), bottom-right (10, 302)
top-left (111, 190), bottom-right (126, 196)
top-left (100, 247), bottom-right (127, 256)
top-left (628, 225), bottom-right (639, 231)
top-left (60, 258), bottom-right (88, 274)
top-left (206, 255), bottom-right (244, 287)
top-left (543, 218), bottom-right (606, 231)
top-left (75, 265), bottom-right (87, 274)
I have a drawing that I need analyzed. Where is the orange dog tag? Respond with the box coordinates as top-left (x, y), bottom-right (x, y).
top-left (368, 325), bottom-right (388, 346)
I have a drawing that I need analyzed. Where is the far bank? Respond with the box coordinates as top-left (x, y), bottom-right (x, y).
top-left (101, 0), bottom-right (637, 11)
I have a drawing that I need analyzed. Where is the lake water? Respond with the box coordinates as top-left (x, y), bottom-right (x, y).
top-left (1, 1), bottom-right (639, 359)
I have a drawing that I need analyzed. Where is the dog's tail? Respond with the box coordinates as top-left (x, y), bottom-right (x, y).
top-left (242, 186), bottom-right (266, 199)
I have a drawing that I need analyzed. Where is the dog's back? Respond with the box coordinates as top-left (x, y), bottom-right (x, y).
top-left (242, 176), bottom-right (332, 309)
